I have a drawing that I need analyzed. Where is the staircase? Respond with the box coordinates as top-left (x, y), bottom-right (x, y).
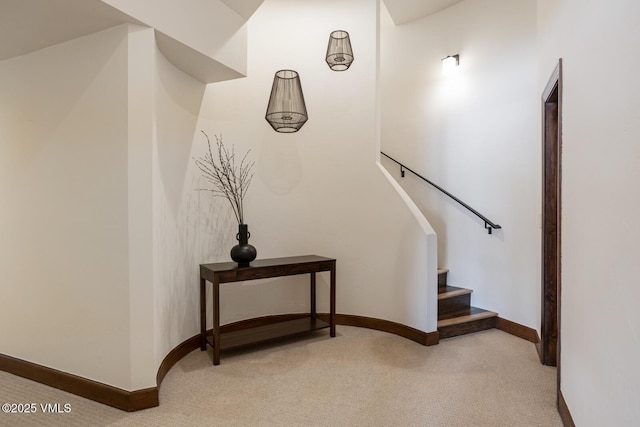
top-left (437, 268), bottom-right (498, 339)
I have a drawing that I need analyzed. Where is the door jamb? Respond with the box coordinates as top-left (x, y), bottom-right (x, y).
top-left (540, 59), bottom-right (563, 390)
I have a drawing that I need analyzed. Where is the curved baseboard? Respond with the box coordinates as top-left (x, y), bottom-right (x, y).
top-left (0, 313), bottom-right (437, 412)
top-left (318, 313), bottom-right (439, 346)
top-left (155, 313), bottom-right (309, 386)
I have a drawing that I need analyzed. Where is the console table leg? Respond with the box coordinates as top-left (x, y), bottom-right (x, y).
top-left (200, 277), bottom-right (206, 351)
top-left (213, 279), bottom-right (221, 365)
top-left (330, 263), bottom-right (336, 337)
top-left (310, 272), bottom-right (316, 320)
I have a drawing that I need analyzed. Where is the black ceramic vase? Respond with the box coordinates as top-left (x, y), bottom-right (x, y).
top-left (230, 223), bottom-right (257, 267)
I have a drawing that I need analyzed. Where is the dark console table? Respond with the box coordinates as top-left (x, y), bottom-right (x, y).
top-left (200, 255), bottom-right (336, 365)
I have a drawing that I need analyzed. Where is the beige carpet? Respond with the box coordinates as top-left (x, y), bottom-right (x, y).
top-left (0, 327), bottom-right (562, 426)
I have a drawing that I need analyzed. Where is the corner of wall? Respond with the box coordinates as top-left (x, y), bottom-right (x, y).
top-left (126, 25), bottom-right (157, 390)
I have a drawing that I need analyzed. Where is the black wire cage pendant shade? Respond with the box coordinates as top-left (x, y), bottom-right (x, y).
top-left (325, 30), bottom-right (354, 71)
top-left (265, 70), bottom-right (308, 133)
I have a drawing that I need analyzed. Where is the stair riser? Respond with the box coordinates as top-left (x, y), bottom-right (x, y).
top-left (438, 294), bottom-right (471, 315)
top-left (438, 317), bottom-right (497, 339)
top-left (438, 272), bottom-right (448, 288)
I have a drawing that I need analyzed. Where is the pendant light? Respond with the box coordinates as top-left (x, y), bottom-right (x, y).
top-left (265, 69), bottom-right (308, 133)
top-left (325, 30), bottom-right (354, 71)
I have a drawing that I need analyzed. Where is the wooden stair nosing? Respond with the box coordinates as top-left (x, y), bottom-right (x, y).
top-left (437, 309), bottom-right (498, 328)
top-left (438, 286), bottom-right (472, 300)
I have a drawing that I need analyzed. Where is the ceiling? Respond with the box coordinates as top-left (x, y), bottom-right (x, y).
top-left (383, 0), bottom-right (465, 24)
top-left (0, 0), bottom-right (463, 62)
top-left (0, 0), bottom-right (143, 61)
top-left (219, 0), bottom-right (264, 20)
top-left (0, 0), bottom-right (265, 62)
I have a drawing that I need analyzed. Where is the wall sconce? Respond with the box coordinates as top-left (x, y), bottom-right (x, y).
top-left (442, 54), bottom-right (459, 76)
top-left (265, 70), bottom-right (308, 133)
top-left (326, 30), bottom-right (354, 71)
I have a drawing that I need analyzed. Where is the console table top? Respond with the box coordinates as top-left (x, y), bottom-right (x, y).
top-left (200, 255), bottom-right (335, 273)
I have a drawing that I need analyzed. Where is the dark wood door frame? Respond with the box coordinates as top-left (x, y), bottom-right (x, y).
top-left (541, 59), bottom-right (562, 374)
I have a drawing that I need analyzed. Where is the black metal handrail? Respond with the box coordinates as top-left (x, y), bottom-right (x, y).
top-left (381, 152), bottom-right (502, 234)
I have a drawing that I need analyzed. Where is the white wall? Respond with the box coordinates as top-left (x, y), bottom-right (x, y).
top-left (380, 0), bottom-right (539, 329)
top-left (0, 26), bottom-right (133, 389)
top-left (538, 1), bottom-right (640, 425)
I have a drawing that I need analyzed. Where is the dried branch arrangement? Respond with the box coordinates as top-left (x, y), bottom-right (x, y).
top-left (194, 131), bottom-right (255, 224)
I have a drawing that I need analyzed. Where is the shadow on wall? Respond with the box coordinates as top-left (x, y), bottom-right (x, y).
top-left (258, 130), bottom-right (303, 195)
top-left (155, 47), bottom-right (207, 216)
top-left (155, 166), bottom-right (237, 359)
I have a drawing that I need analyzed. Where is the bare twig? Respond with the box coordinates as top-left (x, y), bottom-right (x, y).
top-left (194, 132), bottom-right (255, 224)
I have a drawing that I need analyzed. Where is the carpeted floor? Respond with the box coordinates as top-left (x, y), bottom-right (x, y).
top-left (0, 327), bottom-right (562, 426)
